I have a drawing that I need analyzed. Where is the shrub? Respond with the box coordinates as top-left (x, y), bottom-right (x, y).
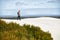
top-left (0, 19), bottom-right (53, 40)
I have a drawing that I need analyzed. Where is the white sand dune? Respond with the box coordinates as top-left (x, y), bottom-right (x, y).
top-left (2, 17), bottom-right (60, 40)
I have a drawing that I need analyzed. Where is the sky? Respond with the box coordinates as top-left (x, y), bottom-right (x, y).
top-left (0, 0), bottom-right (60, 17)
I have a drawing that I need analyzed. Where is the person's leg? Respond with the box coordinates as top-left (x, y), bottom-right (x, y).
top-left (17, 16), bottom-right (19, 20)
top-left (18, 16), bottom-right (21, 20)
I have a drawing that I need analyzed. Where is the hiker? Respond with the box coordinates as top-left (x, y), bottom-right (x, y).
top-left (17, 10), bottom-right (21, 20)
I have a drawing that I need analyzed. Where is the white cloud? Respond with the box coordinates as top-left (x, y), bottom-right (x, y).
top-left (1, 0), bottom-right (59, 10)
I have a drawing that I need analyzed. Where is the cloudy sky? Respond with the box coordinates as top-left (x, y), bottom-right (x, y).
top-left (0, 0), bottom-right (60, 17)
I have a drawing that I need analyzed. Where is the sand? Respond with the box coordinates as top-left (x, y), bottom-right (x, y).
top-left (2, 17), bottom-right (60, 40)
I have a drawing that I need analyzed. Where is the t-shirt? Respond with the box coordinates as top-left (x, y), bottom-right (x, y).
top-left (17, 11), bottom-right (20, 16)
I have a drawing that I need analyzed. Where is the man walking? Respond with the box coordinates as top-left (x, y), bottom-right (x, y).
top-left (17, 10), bottom-right (21, 20)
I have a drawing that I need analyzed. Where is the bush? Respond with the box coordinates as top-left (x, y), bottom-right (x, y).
top-left (0, 19), bottom-right (53, 40)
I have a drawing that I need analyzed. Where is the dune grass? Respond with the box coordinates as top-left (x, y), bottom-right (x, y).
top-left (0, 19), bottom-right (53, 40)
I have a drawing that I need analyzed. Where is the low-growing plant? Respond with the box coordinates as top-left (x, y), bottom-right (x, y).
top-left (0, 19), bottom-right (53, 40)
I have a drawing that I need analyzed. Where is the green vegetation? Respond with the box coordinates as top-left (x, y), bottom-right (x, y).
top-left (0, 19), bottom-right (53, 40)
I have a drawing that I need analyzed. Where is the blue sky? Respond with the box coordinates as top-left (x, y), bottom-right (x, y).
top-left (0, 0), bottom-right (60, 17)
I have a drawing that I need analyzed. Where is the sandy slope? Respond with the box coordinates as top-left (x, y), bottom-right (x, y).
top-left (2, 17), bottom-right (60, 40)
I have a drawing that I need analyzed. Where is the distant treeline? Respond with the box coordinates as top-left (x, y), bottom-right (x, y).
top-left (0, 19), bottom-right (53, 40)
